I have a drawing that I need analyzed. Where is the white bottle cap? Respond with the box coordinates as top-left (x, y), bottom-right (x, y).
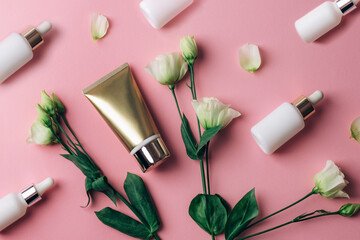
top-left (36, 21), bottom-right (52, 36)
top-left (140, 0), bottom-right (193, 29)
top-left (308, 90), bottom-right (324, 105)
top-left (35, 177), bottom-right (55, 196)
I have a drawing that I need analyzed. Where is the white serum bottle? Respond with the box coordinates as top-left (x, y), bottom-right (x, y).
top-left (0, 178), bottom-right (54, 231)
top-left (0, 21), bottom-right (52, 84)
top-left (251, 91), bottom-right (324, 154)
top-left (295, 0), bottom-right (359, 43)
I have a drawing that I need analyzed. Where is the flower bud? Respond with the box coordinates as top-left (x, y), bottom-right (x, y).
top-left (191, 97), bottom-right (241, 130)
top-left (52, 93), bottom-right (65, 115)
top-left (41, 90), bottom-right (55, 115)
top-left (313, 160), bottom-right (349, 199)
top-left (36, 104), bottom-right (52, 128)
top-left (145, 52), bottom-right (188, 89)
top-left (180, 36), bottom-right (198, 65)
top-left (339, 204), bottom-right (360, 217)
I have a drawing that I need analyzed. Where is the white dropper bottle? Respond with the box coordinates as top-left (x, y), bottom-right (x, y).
top-left (140, 0), bottom-right (193, 29)
top-left (0, 177), bottom-right (54, 232)
top-left (295, 0), bottom-right (358, 43)
top-left (251, 91), bottom-right (324, 154)
top-left (0, 21), bottom-right (52, 84)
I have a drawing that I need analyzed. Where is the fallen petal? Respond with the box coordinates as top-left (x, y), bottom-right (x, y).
top-left (238, 44), bottom-right (261, 73)
top-left (91, 13), bottom-right (109, 40)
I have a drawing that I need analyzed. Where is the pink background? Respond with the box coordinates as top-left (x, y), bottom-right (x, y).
top-left (0, 0), bottom-right (360, 239)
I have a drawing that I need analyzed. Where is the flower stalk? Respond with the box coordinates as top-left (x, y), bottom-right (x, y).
top-left (238, 211), bottom-right (340, 240)
top-left (29, 91), bottom-right (162, 240)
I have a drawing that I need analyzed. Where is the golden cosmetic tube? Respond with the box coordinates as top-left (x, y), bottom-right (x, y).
top-left (83, 63), bottom-right (169, 172)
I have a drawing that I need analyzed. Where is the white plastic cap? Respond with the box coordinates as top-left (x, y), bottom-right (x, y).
top-left (36, 21), bottom-right (52, 36)
top-left (140, 0), bottom-right (193, 29)
top-left (295, 2), bottom-right (343, 43)
top-left (308, 90), bottom-right (324, 105)
top-left (35, 177), bottom-right (54, 196)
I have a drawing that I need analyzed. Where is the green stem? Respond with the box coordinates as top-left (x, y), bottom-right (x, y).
top-left (239, 221), bottom-right (294, 240)
top-left (170, 87), bottom-right (182, 120)
top-left (205, 141), bottom-right (210, 194)
top-left (297, 212), bottom-right (339, 222)
top-left (211, 233), bottom-right (215, 240)
top-left (153, 233), bottom-right (161, 240)
top-left (188, 63), bottom-right (207, 195)
top-left (49, 126), bottom-right (73, 155)
top-left (238, 211), bottom-right (339, 240)
top-left (52, 117), bottom-right (78, 150)
top-left (189, 64), bottom-right (197, 99)
top-left (61, 115), bottom-right (90, 159)
top-left (246, 190), bottom-right (316, 229)
top-left (189, 64), bottom-right (202, 138)
top-left (200, 159), bottom-right (207, 194)
top-left (60, 115), bottom-right (97, 168)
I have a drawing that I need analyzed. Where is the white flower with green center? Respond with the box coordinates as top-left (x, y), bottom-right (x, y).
top-left (192, 97), bottom-right (241, 130)
top-left (313, 160), bottom-right (349, 199)
top-left (145, 52), bottom-right (188, 89)
top-left (238, 44), bottom-right (261, 73)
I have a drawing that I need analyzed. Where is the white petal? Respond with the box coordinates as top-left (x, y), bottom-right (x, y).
top-left (351, 116), bottom-right (360, 142)
top-left (91, 13), bottom-right (109, 40)
top-left (238, 44), bottom-right (261, 73)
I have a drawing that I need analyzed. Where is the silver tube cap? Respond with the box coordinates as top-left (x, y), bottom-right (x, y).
top-left (21, 185), bottom-right (41, 206)
top-left (336, 0), bottom-right (357, 15)
top-left (133, 137), bottom-right (170, 172)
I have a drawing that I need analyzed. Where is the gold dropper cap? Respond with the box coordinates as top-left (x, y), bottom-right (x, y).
top-left (292, 90), bottom-right (324, 120)
top-left (22, 21), bottom-right (52, 50)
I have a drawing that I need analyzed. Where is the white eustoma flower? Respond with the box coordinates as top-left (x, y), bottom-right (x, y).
top-left (350, 116), bottom-right (360, 142)
top-left (91, 13), bottom-right (109, 40)
top-left (27, 104), bottom-right (58, 145)
top-left (192, 97), bottom-right (241, 130)
top-left (27, 120), bottom-right (57, 145)
top-left (313, 160), bottom-right (349, 199)
top-left (180, 36), bottom-right (198, 65)
top-left (145, 52), bottom-right (188, 89)
top-left (238, 44), bottom-right (261, 73)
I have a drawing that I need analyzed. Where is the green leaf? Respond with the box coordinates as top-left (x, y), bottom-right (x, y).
top-left (95, 207), bottom-right (152, 239)
top-left (216, 194), bottom-right (231, 216)
top-left (124, 173), bottom-right (160, 233)
top-left (181, 114), bottom-right (198, 160)
top-left (225, 188), bottom-right (259, 240)
top-left (196, 125), bottom-right (222, 154)
top-left (189, 194), bottom-right (228, 236)
top-left (85, 176), bottom-right (117, 207)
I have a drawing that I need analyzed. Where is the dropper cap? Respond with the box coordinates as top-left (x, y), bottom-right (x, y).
top-left (36, 21), bottom-right (52, 36)
top-left (21, 177), bottom-right (55, 206)
top-left (23, 21), bottom-right (52, 50)
top-left (292, 90), bottom-right (324, 120)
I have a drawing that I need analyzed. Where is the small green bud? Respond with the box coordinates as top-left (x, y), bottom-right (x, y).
top-left (339, 204), bottom-right (360, 217)
top-left (36, 104), bottom-right (52, 128)
top-left (180, 36), bottom-right (198, 65)
top-left (52, 93), bottom-right (65, 115)
top-left (41, 90), bottom-right (55, 115)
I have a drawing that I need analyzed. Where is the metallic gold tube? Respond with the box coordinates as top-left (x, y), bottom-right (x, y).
top-left (83, 63), bottom-right (169, 172)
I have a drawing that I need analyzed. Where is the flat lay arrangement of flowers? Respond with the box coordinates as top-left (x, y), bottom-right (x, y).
top-left (1, 1), bottom-right (360, 240)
